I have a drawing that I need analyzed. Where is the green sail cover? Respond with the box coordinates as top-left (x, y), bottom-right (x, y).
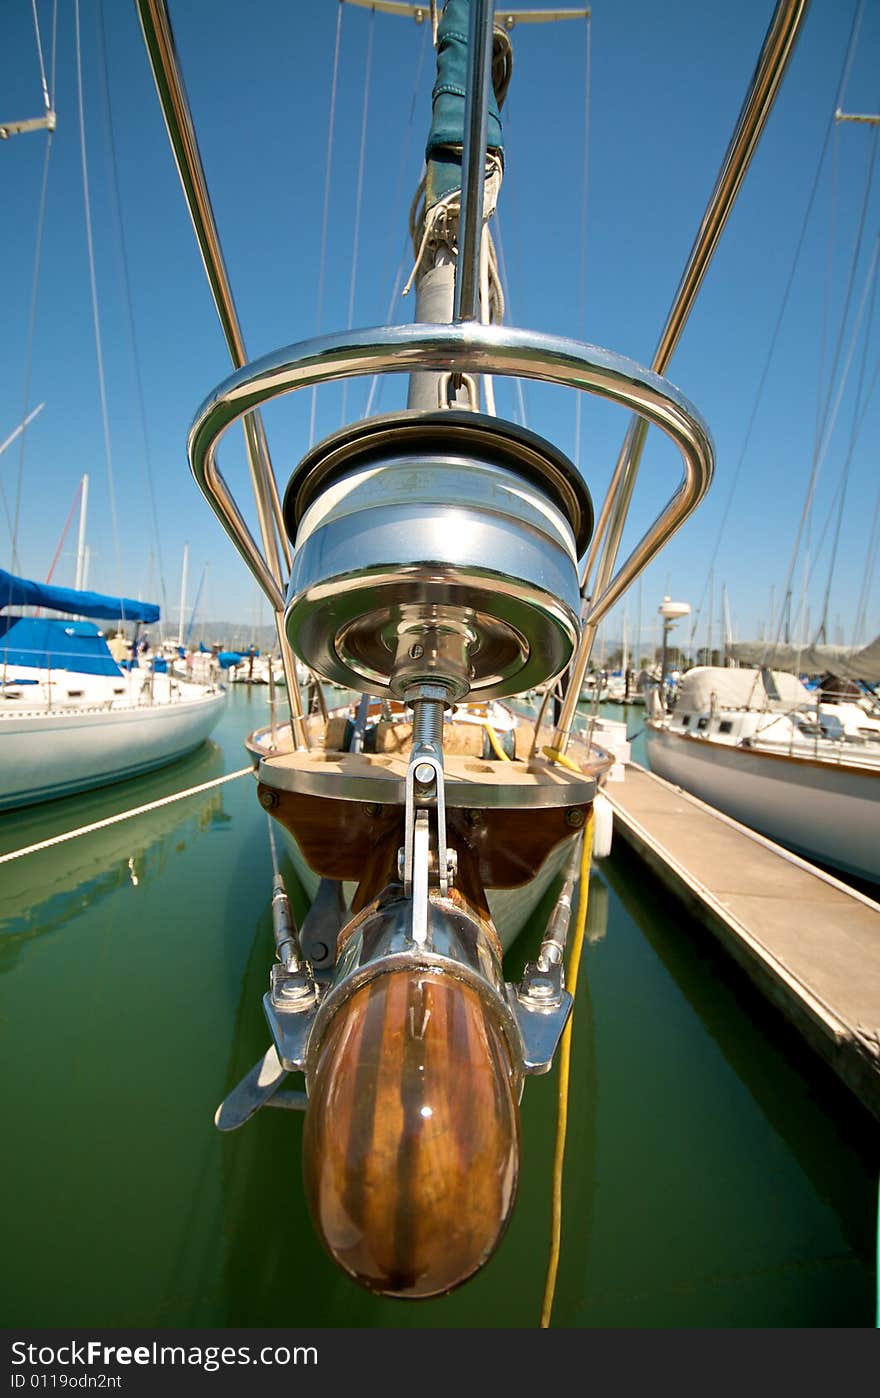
top-left (426, 0), bottom-right (503, 209)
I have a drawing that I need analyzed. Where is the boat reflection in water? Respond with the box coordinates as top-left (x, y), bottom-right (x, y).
top-left (0, 740), bottom-right (229, 964)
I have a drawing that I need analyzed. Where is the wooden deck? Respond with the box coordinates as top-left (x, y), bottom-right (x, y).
top-left (606, 762), bottom-right (880, 1121)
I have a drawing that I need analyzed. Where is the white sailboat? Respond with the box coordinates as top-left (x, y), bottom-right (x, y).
top-left (136, 0), bottom-right (806, 1302)
top-left (645, 660), bottom-right (880, 883)
top-left (0, 19), bottom-right (225, 812)
top-left (0, 566), bottom-right (225, 810)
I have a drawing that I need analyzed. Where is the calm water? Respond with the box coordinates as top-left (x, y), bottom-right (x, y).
top-left (1, 687), bottom-right (876, 1327)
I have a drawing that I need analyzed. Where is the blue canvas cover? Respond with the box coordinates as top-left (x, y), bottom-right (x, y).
top-left (0, 568), bottom-right (159, 624)
top-left (0, 616), bottom-right (123, 677)
top-left (425, 0), bottom-right (503, 207)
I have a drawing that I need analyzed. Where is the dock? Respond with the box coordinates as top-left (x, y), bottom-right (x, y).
top-left (606, 762), bottom-right (880, 1121)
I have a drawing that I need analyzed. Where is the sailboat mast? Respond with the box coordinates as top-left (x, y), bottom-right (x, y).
top-left (406, 0), bottom-right (499, 412)
top-left (177, 542), bottom-right (189, 648)
top-left (74, 473), bottom-right (89, 591)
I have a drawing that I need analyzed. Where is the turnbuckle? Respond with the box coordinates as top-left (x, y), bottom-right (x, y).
top-left (397, 683), bottom-right (458, 947)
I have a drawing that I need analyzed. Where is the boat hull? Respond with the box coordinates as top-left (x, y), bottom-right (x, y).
top-left (277, 823), bottom-right (573, 954)
top-left (0, 689), bottom-right (227, 810)
top-left (644, 723), bottom-right (879, 882)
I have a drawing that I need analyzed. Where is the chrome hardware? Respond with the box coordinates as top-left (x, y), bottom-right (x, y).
top-left (508, 961), bottom-right (573, 1075)
top-left (214, 1046), bottom-right (308, 1132)
top-left (263, 963), bottom-right (320, 1073)
top-left (187, 325), bottom-right (713, 658)
top-left (279, 409), bottom-right (591, 700)
top-left (399, 683), bottom-right (456, 942)
top-left (438, 370), bottom-right (479, 411)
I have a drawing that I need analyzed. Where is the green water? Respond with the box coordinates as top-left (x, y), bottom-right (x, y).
top-left (1, 687), bottom-right (876, 1327)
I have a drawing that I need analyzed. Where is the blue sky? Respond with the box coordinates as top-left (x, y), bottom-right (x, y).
top-left (1, 0), bottom-right (878, 657)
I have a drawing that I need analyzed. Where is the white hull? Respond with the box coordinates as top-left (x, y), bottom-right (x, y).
top-left (0, 688), bottom-right (226, 810)
top-left (644, 723), bottom-right (879, 883)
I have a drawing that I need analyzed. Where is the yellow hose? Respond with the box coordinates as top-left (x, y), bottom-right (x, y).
top-left (541, 743), bottom-right (583, 774)
top-left (539, 808), bottom-right (594, 1328)
top-left (484, 721), bottom-right (511, 761)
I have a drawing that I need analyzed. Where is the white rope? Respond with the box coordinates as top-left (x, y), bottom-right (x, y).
top-left (75, 0), bottom-right (125, 607)
top-left (340, 5), bottom-right (376, 426)
top-left (309, 0), bottom-right (344, 449)
top-left (0, 767), bottom-right (253, 867)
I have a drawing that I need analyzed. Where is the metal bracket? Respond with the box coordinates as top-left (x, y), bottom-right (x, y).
top-left (398, 741), bottom-right (459, 948)
top-left (214, 1046), bottom-right (308, 1132)
top-left (506, 961), bottom-right (573, 1075)
top-left (438, 369), bottom-right (479, 411)
top-left (298, 877), bottom-right (348, 979)
top-left (262, 964), bottom-right (320, 1071)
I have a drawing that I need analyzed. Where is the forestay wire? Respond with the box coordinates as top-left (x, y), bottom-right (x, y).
top-left (309, 0), bottom-right (345, 449)
top-left (75, 0), bottom-right (126, 613)
top-left (687, 0), bottom-right (867, 654)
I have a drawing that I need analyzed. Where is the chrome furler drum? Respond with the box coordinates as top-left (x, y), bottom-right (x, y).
top-left (282, 410), bottom-right (593, 700)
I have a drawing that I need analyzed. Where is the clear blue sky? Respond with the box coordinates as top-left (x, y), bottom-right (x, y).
top-left (2, 0), bottom-right (878, 656)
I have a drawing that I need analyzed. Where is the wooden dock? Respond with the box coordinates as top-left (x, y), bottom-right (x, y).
top-left (606, 762), bottom-right (880, 1121)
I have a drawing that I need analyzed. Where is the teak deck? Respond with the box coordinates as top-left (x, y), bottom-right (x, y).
top-left (607, 762), bottom-right (880, 1121)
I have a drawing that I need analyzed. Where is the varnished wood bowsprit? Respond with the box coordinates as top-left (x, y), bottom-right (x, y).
top-left (303, 968), bottom-right (520, 1298)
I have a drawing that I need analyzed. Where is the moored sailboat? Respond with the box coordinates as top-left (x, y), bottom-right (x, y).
top-left (645, 656), bottom-right (880, 883)
top-left (136, 0), bottom-right (807, 1301)
top-left (0, 566), bottom-right (225, 810)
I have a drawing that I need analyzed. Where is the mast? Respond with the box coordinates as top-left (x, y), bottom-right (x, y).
top-left (177, 542), bottom-right (189, 649)
top-left (74, 474), bottom-right (89, 591)
top-left (722, 582), bottom-right (733, 663)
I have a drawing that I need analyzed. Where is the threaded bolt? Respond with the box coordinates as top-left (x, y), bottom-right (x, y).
top-left (412, 697), bottom-right (445, 747)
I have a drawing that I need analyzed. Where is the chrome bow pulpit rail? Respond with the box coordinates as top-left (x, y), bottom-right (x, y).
top-left (187, 320), bottom-right (715, 629)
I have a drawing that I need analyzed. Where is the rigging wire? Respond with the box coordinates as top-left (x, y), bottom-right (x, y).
top-left (30, 0), bottom-right (52, 115)
top-left (44, 478), bottom-right (85, 585)
top-left (687, 1), bottom-right (867, 652)
top-left (95, 0), bottom-right (170, 637)
top-left (309, 0), bottom-right (345, 448)
top-left (816, 239), bottom-right (880, 638)
top-left (786, 157), bottom-right (879, 648)
top-left (492, 213), bottom-right (527, 425)
top-left (573, 11), bottom-right (592, 473)
top-left (48, 0), bottom-right (58, 115)
top-left (794, 123), bottom-right (880, 639)
top-left (341, 6), bottom-right (376, 426)
top-left (854, 483), bottom-right (880, 644)
top-left (8, 127), bottom-right (53, 573)
top-left (75, 0), bottom-right (126, 611)
top-left (803, 344), bottom-right (880, 624)
top-left (362, 24), bottom-right (430, 415)
top-left (363, 243), bottom-right (410, 416)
